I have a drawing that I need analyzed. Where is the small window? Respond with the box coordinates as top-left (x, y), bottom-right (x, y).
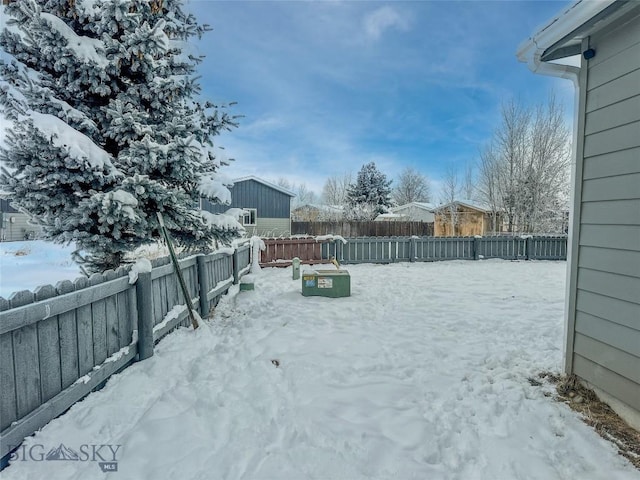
top-left (242, 208), bottom-right (257, 226)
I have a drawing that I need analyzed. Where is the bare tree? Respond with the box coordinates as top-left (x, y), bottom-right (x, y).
top-left (462, 163), bottom-right (475, 201)
top-left (295, 183), bottom-right (317, 207)
top-left (476, 95), bottom-right (570, 233)
top-left (277, 178), bottom-right (317, 209)
top-left (495, 98), bottom-right (530, 233)
top-left (438, 164), bottom-right (460, 235)
top-left (276, 177), bottom-right (293, 190)
top-left (521, 96), bottom-right (570, 232)
top-left (476, 146), bottom-right (502, 232)
top-left (321, 172), bottom-right (352, 206)
top-left (392, 167), bottom-right (431, 205)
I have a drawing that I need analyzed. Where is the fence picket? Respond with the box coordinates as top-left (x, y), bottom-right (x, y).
top-left (55, 281), bottom-right (78, 390)
top-left (9, 291), bottom-right (40, 419)
top-left (152, 276), bottom-right (162, 325)
top-left (34, 285), bottom-right (62, 404)
top-left (105, 293), bottom-right (119, 357)
top-left (0, 331), bottom-right (16, 431)
top-left (12, 324), bottom-right (40, 419)
top-left (88, 275), bottom-right (107, 366)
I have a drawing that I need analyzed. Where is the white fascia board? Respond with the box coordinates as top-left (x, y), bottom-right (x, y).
top-left (516, 0), bottom-right (616, 78)
top-left (391, 202), bottom-right (435, 213)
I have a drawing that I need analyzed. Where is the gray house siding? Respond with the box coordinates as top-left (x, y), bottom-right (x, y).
top-left (568, 9), bottom-right (640, 413)
top-left (391, 205), bottom-right (435, 222)
top-left (201, 178), bottom-right (293, 236)
top-left (0, 213), bottom-right (37, 241)
top-left (0, 200), bottom-right (18, 213)
top-left (202, 179), bottom-right (291, 218)
top-left (0, 201), bottom-right (40, 242)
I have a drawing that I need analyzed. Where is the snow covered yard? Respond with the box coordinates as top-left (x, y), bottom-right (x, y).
top-left (3, 260), bottom-right (638, 479)
top-left (0, 240), bottom-right (171, 298)
top-left (0, 241), bottom-right (82, 298)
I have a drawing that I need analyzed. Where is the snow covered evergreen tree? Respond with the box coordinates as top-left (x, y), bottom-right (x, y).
top-left (346, 162), bottom-right (392, 220)
top-left (0, 0), bottom-right (242, 273)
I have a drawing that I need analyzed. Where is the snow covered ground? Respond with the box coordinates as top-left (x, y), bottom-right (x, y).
top-left (0, 240), bottom-right (172, 298)
top-left (0, 241), bottom-right (82, 298)
top-left (3, 260), bottom-right (639, 479)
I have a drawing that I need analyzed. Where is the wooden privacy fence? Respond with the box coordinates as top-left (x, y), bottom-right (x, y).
top-left (291, 221), bottom-right (434, 237)
top-left (260, 238), bottom-right (329, 267)
top-left (261, 235), bottom-right (567, 265)
top-left (0, 243), bottom-right (251, 464)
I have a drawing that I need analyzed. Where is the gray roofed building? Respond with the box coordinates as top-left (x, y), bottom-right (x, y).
top-left (388, 202), bottom-right (436, 223)
top-left (201, 175), bottom-right (296, 237)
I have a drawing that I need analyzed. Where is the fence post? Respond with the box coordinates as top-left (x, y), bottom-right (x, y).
top-left (473, 236), bottom-right (481, 260)
top-left (232, 248), bottom-right (240, 284)
top-left (337, 240), bottom-right (344, 264)
top-left (196, 255), bottom-right (210, 317)
top-left (526, 237), bottom-right (533, 260)
top-left (409, 237), bottom-right (416, 262)
top-left (136, 271), bottom-right (154, 361)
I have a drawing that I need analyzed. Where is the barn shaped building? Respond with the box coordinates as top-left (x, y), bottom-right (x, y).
top-left (201, 176), bottom-right (295, 237)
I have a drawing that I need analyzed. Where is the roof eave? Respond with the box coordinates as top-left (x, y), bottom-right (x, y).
top-left (516, 0), bottom-right (624, 79)
top-left (391, 202), bottom-right (435, 213)
top-left (232, 175), bottom-right (296, 197)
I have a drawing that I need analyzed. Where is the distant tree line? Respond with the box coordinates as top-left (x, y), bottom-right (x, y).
top-left (285, 95), bottom-right (569, 232)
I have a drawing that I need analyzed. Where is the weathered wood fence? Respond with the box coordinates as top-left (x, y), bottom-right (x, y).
top-left (261, 238), bottom-right (328, 267)
top-left (261, 236), bottom-right (567, 265)
top-left (291, 221), bottom-right (434, 237)
top-left (0, 243), bottom-right (251, 464)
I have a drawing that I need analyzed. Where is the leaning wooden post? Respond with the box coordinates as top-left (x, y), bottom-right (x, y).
top-left (196, 255), bottom-right (210, 318)
top-left (156, 212), bottom-right (199, 329)
top-left (136, 271), bottom-right (154, 360)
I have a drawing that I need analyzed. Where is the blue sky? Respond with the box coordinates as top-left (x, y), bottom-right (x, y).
top-left (187, 0), bottom-right (575, 199)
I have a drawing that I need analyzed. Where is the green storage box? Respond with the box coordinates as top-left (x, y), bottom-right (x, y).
top-left (239, 274), bottom-right (255, 291)
top-left (302, 270), bottom-right (350, 298)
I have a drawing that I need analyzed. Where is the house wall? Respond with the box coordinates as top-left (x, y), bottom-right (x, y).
top-left (1, 200), bottom-right (35, 241)
top-left (0, 199), bottom-right (18, 213)
top-left (291, 207), bottom-right (318, 222)
top-left (393, 205), bottom-right (435, 222)
top-left (0, 213), bottom-right (40, 242)
top-left (202, 179), bottom-right (291, 218)
top-left (292, 207), bottom-right (328, 222)
top-left (243, 218), bottom-right (291, 237)
top-left (567, 9), bottom-right (640, 416)
top-left (201, 179), bottom-right (292, 237)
